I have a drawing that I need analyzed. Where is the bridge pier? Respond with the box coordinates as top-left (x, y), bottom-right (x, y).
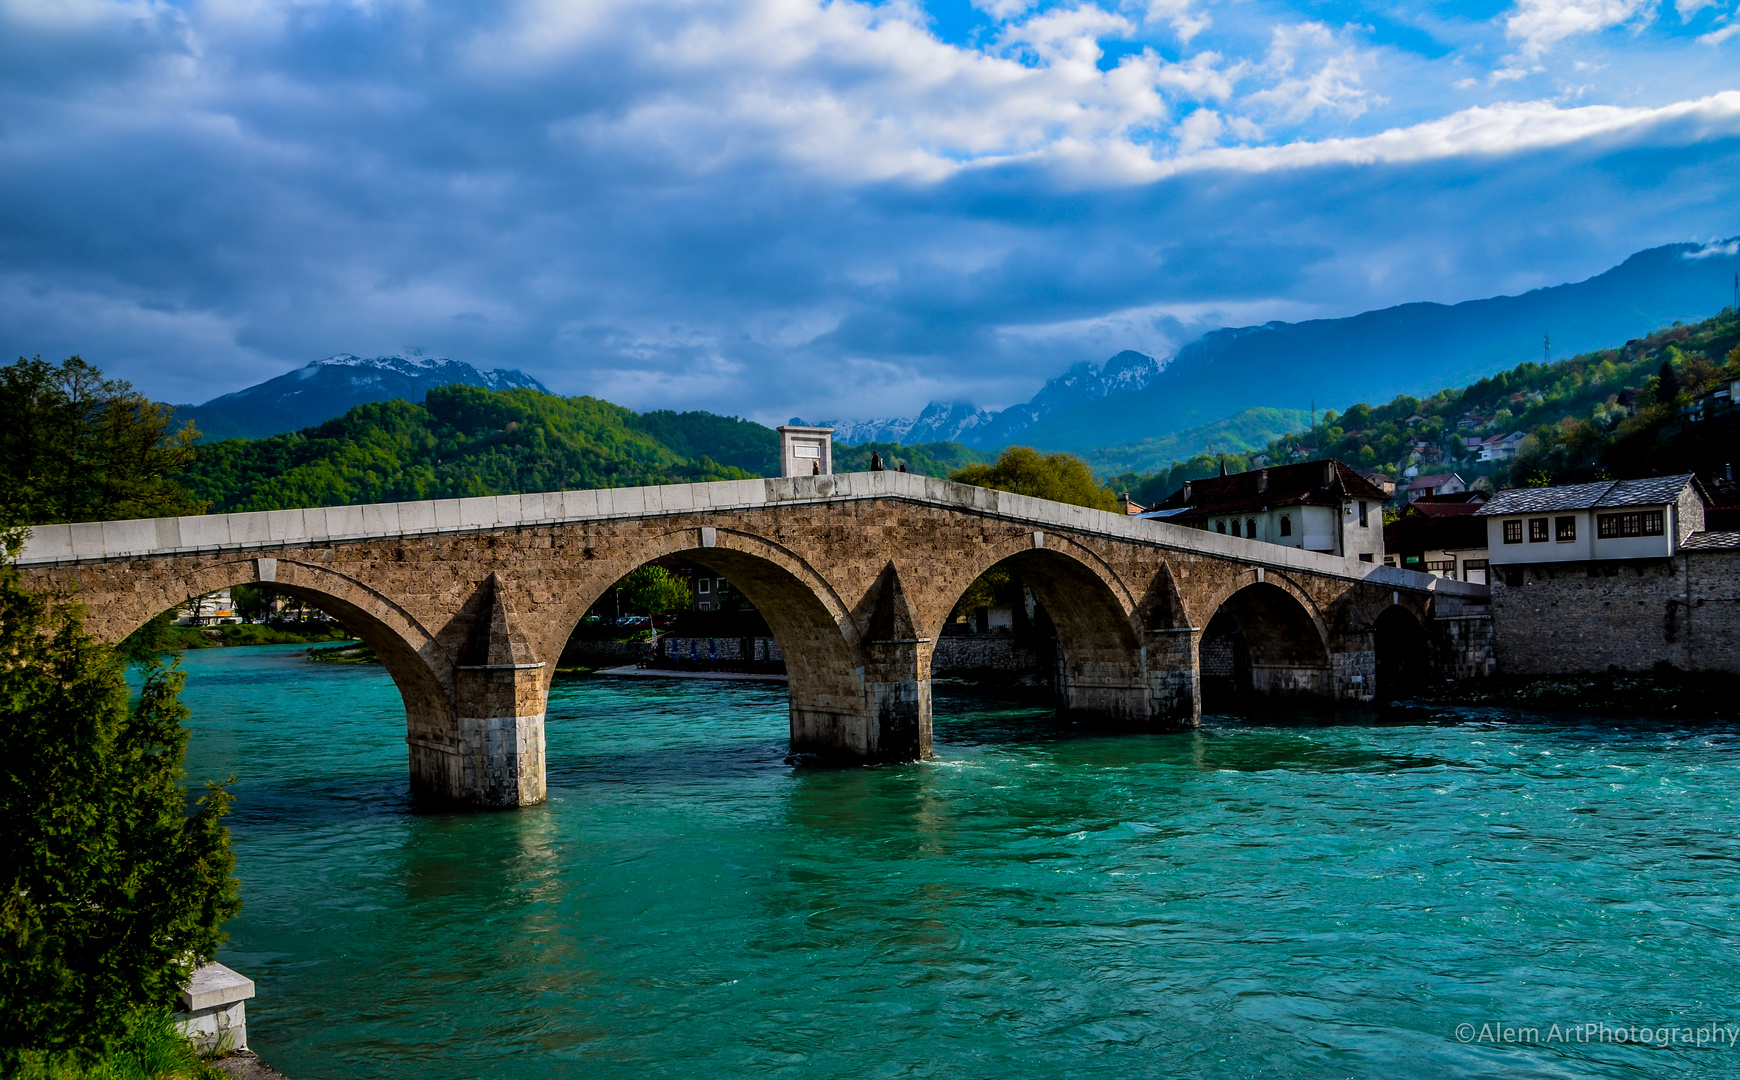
top-left (1144, 628), bottom-right (1203, 726)
top-left (412, 574), bottom-right (548, 808)
top-left (860, 637), bottom-right (933, 762)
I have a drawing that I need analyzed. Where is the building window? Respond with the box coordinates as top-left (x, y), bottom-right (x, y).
top-left (1245, 519), bottom-right (1257, 538)
top-left (1503, 520), bottom-right (1523, 544)
top-left (1426, 559), bottom-right (1456, 577)
top-left (1279, 515), bottom-right (1292, 537)
top-left (1359, 552), bottom-right (1373, 562)
top-left (1555, 516), bottom-right (1576, 542)
top-left (1216, 520), bottom-right (1226, 534)
top-left (1528, 518), bottom-right (1549, 543)
top-left (697, 579), bottom-right (711, 594)
top-left (1358, 501), bottom-right (1368, 527)
top-left (1597, 510), bottom-right (1665, 538)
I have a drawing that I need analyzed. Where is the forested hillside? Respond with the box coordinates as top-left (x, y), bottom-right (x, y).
top-left (1110, 307), bottom-right (1740, 507)
top-left (183, 387), bottom-right (763, 512)
top-left (182, 384), bottom-right (985, 513)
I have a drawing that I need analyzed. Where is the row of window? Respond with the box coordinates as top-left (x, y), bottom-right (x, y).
top-left (1211, 501), bottom-right (1372, 539)
top-left (695, 577), bottom-right (729, 594)
top-left (1500, 510), bottom-right (1664, 545)
top-left (1215, 517), bottom-right (1284, 538)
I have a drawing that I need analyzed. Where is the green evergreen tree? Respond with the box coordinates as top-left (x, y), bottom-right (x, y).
top-left (1656, 359), bottom-right (1680, 404)
top-left (0, 532), bottom-right (238, 1068)
top-left (0, 357), bottom-right (206, 527)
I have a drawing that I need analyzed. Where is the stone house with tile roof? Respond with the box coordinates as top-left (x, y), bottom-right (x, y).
top-left (1143, 459), bottom-right (1390, 562)
top-left (1473, 474), bottom-right (1740, 675)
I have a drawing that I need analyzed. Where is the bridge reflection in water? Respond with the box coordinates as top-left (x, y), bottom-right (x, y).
top-left (18, 471), bottom-right (1489, 808)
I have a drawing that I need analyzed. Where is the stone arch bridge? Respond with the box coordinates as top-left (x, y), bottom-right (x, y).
top-left (18, 471), bottom-right (1489, 809)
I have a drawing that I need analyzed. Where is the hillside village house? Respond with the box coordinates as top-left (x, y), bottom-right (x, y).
top-left (1407, 472), bottom-right (1467, 501)
top-left (1383, 492), bottom-right (1490, 583)
top-left (1143, 459), bottom-right (1390, 562)
top-left (1470, 431), bottom-right (1527, 462)
top-left (1357, 471), bottom-right (1396, 498)
top-left (1474, 473), bottom-right (1740, 675)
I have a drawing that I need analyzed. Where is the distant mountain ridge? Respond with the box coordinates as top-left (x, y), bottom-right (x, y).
top-left (801, 239), bottom-right (1740, 465)
top-left (1015, 239), bottom-right (1740, 452)
top-left (798, 350), bottom-right (1165, 446)
top-left (173, 354), bottom-right (548, 441)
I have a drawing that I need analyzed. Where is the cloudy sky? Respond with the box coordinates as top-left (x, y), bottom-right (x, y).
top-left (2, 0), bottom-right (1737, 423)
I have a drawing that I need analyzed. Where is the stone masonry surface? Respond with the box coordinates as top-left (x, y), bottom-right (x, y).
top-left (1489, 550), bottom-right (1740, 675)
top-left (19, 473), bottom-right (1482, 807)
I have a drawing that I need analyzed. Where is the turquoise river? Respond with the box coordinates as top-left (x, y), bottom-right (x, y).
top-left (168, 643), bottom-right (1740, 1079)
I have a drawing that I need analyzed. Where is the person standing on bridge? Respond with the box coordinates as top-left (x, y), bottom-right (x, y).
top-left (870, 451), bottom-right (884, 471)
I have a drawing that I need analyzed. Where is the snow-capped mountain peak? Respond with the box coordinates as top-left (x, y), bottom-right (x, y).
top-left (798, 349), bottom-right (1166, 449)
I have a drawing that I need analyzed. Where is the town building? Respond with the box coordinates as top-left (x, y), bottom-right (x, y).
top-left (1478, 474), bottom-right (1708, 567)
top-left (1383, 492), bottom-right (1490, 583)
top-left (1475, 473), bottom-right (1740, 675)
top-left (174, 588), bottom-right (237, 626)
top-left (1143, 459), bottom-right (1390, 562)
top-left (1406, 472), bottom-right (1467, 501)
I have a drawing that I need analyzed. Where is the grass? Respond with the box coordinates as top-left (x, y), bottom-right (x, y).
top-left (12, 1008), bottom-right (229, 1080)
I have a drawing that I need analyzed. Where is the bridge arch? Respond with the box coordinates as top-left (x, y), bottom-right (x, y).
top-left (925, 534), bottom-right (1150, 727)
top-left (93, 557), bottom-right (460, 801)
top-left (1372, 605), bottom-right (1429, 700)
top-left (1199, 579), bottom-right (1332, 708)
top-left (542, 527), bottom-right (875, 759)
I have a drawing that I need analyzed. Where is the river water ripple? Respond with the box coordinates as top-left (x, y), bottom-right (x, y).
top-left (174, 644), bottom-right (1740, 1079)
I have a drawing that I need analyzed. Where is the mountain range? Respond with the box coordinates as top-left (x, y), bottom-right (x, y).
top-left (800, 349), bottom-right (1166, 445)
top-left (173, 354), bottom-right (548, 441)
top-left (801, 239), bottom-right (1740, 469)
top-left (168, 238), bottom-right (1740, 474)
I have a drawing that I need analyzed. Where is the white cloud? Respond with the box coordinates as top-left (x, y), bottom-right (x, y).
top-left (1675, 0), bottom-right (1717, 20)
top-left (1130, 0), bottom-right (1210, 43)
top-left (1169, 91), bottom-right (1740, 175)
top-left (1173, 107), bottom-right (1224, 151)
top-left (1504, 0), bottom-right (1656, 59)
top-left (1682, 239), bottom-right (1740, 258)
top-left (1242, 23), bottom-right (1378, 123)
top-left (973, 0), bottom-right (1036, 20)
top-left (1699, 20), bottom-right (1740, 42)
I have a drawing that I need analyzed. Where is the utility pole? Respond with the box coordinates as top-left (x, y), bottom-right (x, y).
top-left (1543, 332), bottom-right (1550, 365)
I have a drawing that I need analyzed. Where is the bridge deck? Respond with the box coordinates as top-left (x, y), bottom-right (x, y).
top-left (16, 470), bottom-right (1484, 598)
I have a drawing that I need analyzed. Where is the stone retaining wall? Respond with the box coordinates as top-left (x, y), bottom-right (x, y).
top-left (1489, 549), bottom-right (1740, 675)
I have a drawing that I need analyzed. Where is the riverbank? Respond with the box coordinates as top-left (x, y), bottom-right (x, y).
top-left (1411, 668), bottom-right (1739, 719)
top-left (595, 664), bottom-right (787, 683)
top-left (214, 1051), bottom-right (291, 1080)
top-left (164, 623), bottom-right (351, 650)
